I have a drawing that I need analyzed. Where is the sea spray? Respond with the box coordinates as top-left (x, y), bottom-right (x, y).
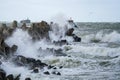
top-left (49, 14), bottom-right (74, 42)
top-left (0, 21), bottom-right (120, 80)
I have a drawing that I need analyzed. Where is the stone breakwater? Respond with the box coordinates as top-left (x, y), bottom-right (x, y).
top-left (0, 20), bottom-right (81, 80)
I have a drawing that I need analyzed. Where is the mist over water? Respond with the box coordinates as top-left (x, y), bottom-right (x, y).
top-left (0, 17), bottom-right (120, 80)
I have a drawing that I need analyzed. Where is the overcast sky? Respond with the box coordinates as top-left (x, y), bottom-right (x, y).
top-left (0, 0), bottom-right (120, 22)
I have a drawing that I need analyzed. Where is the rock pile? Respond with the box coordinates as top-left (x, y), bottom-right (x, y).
top-left (0, 69), bottom-right (20, 80)
top-left (0, 20), bottom-right (81, 80)
top-left (28, 21), bottom-right (50, 40)
top-left (13, 55), bottom-right (62, 75)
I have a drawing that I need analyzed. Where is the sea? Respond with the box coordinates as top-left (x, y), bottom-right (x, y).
top-left (0, 22), bottom-right (120, 80)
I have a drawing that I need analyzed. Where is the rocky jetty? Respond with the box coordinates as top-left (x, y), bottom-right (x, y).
top-left (0, 20), bottom-right (81, 80)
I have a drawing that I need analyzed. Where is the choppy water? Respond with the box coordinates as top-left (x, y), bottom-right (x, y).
top-left (1, 22), bottom-right (120, 80)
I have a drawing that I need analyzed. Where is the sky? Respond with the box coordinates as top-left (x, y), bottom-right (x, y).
top-left (0, 0), bottom-right (120, 22)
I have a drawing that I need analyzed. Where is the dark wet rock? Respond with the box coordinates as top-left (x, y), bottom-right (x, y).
top-left (13, 55), bottom-right (62, 75)
top-left (60, 40), bottom-right (68, 44)
top-left (0, 69), bottom-right (6, 80)
top-left (25, 77), bottom-right (31, 80)
top-left (11, 45), bottom-right (18, 53)
top-left (68, 55), bottom-right (71, 57)
top-left (66, 28), bottom-right (74, 36)
top-left (0, 23), bottom-right (15, 39)
top-left (7, 28), bottom-right (14, 35)
top-left (14, 74), bottom-right (21, 80)
top-left (33, 68), bottom-right (39, 73)
top-left (44, 71), bottom-right (50, 75)
top-left (0, 37), bottom-right (6, 53)
top-left (0, 37), bottom-right (14, 57)
top-left (59, 66), bottom-right (63, 69)
top-left (0, 35), bottom-right (18, 58)
top-left (53, 40), bottom-right (68, 45)
top-left (26, 58), bottom-right (36, 64)
top-left (52, 71), bottom-right (61, 75)
top-left (56, 72), bottom-right (61, 75)
top-left (0, 61), bottom-right (2, 65)
top-left (48, 65), bottom-right (54, 69)
top-left (12, 20), bottom-right (18, 29)
top-left (53, 67), bottom-right (57, 69)
top-left (72, 34), bottom-right (81, 42)
top-left (39, 62), bottom-right (48, 68)
top-left (6, 74), bottom-right (14, 80)
top-left (13, 55), bottom-right (48, 69)
top-left (28, 21), bottom-right (50, 40)
top-left (65, 28), bottom-right (81, 42)
top-left (5, 46), bottom-right (11, 55)
top-left (34, 60), bottom-right (41, 67)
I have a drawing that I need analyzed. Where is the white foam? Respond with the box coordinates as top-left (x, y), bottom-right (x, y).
top-left (5, 29), bottom-right (40, 58)
top-left (102, 31), bottom-right (120, 43)
top-left (81, 30), bottom-right (120, 43)
top-left (67, 44), bottom-right (120, 57)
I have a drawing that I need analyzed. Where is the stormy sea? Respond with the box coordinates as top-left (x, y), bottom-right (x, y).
top-left (0, 20), bottom-right (120, 80)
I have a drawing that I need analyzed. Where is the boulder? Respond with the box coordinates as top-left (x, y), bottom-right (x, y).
top-left (34, 60), bottom-right (41, 67)
top-left (0, 23), bottom-right (15, 39)
top-left (66, 28), bottom-right (74, 36)
top-left (59, 66), bottom-right (63, 69)
top-left (56, 72), bottom-right (61, 75)
top-left (28, 21), bottom-right (50, 40)
top-left (0, 37), bottom-right (12, 56)
top-left (14, 74), bottom-right (20, 80)
top-left (51, 71), bottom-right (61, 75)
top-left (6, 74), bottom-right (14, 80)
top-left (26, 57), bottom-right (36, 63)
top-left (39, 62), bottom-right (48, 68)
top-left (7, 28), bottom-right (14, 36)
top-left (47, 65), bottom-right (54, 69)
top-left (12, 20), bottom-right (18, 29)
top-left (0, 37), bottom-right (5, 53)
top-left (53, 67), bottom-right (57, 69)
top-left (4, 46), bottom-right (11, 55)
top-left (0, 69), bottom-right (6, 80)
top-left (33, 68), bottom-right (39, 73)
top-left (25, 78), bottom-right (31, 80)
top-left (72, 34), bottom-right (81, 42)
top-left (11, 45), bottom-right (18, 53)
top-left (65, 28), bottom-right (81, 42)
top-left (44, 71), bottom-right (50, 75)
top-left (0, 61), bottom-right (2, 65)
